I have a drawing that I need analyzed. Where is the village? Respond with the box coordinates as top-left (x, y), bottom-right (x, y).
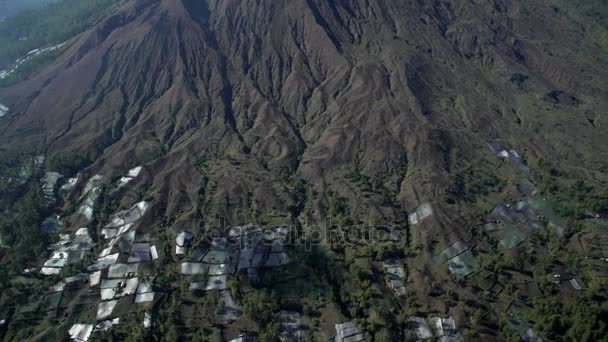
top-left (0, 139), bottom-right (605, 342)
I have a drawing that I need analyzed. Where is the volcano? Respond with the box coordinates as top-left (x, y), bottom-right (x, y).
top-left (0, 0), bottom-right (607, 340)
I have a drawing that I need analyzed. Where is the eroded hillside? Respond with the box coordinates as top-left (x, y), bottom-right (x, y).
top-left (0, 0), bottom-right (607, 340)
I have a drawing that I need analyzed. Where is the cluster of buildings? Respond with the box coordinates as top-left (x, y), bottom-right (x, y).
top-left (88, 198), bottom-right (157, 320)
top-left (41, 228), bottom-right (94, 275)
top-left (409, 316), bottom-right (463, 341)
top-left (434, 240), bottom-right (477, 278)
top-left (33, 166), bottom-right (159, 340)
top-left (175, 224), bottom-right (294, 326)
top-left (77, 175), bottom-right (103, 221)
top-left (487, 142), bottom-right (531, 174)
top-left (0, 42), bottom-right (66, 80)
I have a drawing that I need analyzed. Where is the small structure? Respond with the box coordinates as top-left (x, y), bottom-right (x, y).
top-left (100, 278), bottom-right (139, 300)
top-left (150, 245), bottom-right (159, 260)
top-left (97, 300), bottom-right (118, 320)
top-left (77, 175), bottom-right (103, 221)
top-left (69, 323), bottom-right (94, 341)
top-left (410, 316), bottom-right (461, 340)
top-left (90, 271), bottom-right (101, 287)
top-left (94, 318), bottom-right (119, 333)
top-left (487, 142), bottom-right (531, 174)
top-left (41, 172), bottom-right (63, 204)
top-left (88, 253), bottom-right (119, 272)
top-left (180, 262), bottom-right (209, 275)
top-left (135, 292), bottom-right (155, 304)
top-left (408, 203), bottom-right (433, 225)
top-left (569, 278), bottom-right (584, 291)
top-left (175, 231), bottom-right (193, 255)
top-left (410, 317), bottom-right (433, 339)
top-left (108, 263), bottom-right (139, 279)
top-left (143, 312), bottom-right (152, 328)
top-left (116, 166), bottom-right (142, 188)
top-left (0, 103), bottom-right (9, 117)
top-left (61, 175), bottom-right (79, 191)
top-left (335, 320), bottom-right (365, 342)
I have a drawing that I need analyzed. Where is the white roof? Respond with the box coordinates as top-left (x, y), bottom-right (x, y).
top-left (81, 175), bottom-right (102, 198)
top-left (51, 282), bottom-right (65, 292)
top-left (150, 245), bottom-right (159, 260)
top-left (137, 279), bottom-right (153, 294)
top-left (95, 318), bottom-right (119, 332)
top-left (97, 300), bottom-right (118, 320)
top-left (175, 245), bottom-right (187, 255)
top-left (69, 323), bottom-right (94, 341)
top-left (106, 216), bottom-right (125, 228)
top-left (78, 204), bottom-right (94, 221)
top-left (100, 288), bottom-right (118, 300)
top-left (87, 253), bottom-right (119, 271)
top-left (117, 177), bottom-right (132, 188)
top-left (41, 267), bottom-right (61, 275)
top-left (117, 223), bottom-right (133, 235)
top-left (135, 292), bottom-right (155, 304)
top-left (75, 227), bottom-right (89, 236)
top-left (101, 229), bottom-right (118, 240)
top-left (44, 258), bottom-right (68, 268)
top-left (180, 262), bottom-right (209, 275)
top-left (61, 176), bottom-right (78, 191)
top-left (208, 263), bottom-right (231, 275)
top-left (108, 263), bottom-right (139, 278)
top-left (335, 321), bottom-right (363, 341)
top-left (136, 201), bottom-right (149, 213)
top-left (99, 246), bottom-right (113, 258)
top-left (176, 231), bottom-right (193, 246)
top-left (430, 317), bottom-right (444, 336)
top-left (101, 278), bottom-right (126, 289)
top-left (143, 312), bottom-right (152, 328)
top-left (89, 271), bottom-right (101, 287)
top-left (100, 278), bottom-right (138, 300)
top-left (569, 278), bottom-right (583, 290)
top-left (128, 166), bottom-right (142, 178)
top-left (408, 203), bottom-right (433, 225)
top-left (124, 278), bottom-right (140, 294)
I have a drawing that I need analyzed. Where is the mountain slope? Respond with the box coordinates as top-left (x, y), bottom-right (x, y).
top-left (2, 0), bottom-right (605, 229)
top-left (0, 0), bottom-right (607, 339)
